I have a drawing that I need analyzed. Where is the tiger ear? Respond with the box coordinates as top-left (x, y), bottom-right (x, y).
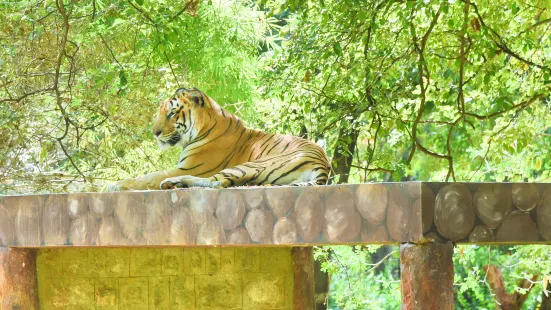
top-left (174, 87), bottom-right (188, 99)
top-left (188, 88), bottom-right (205, 108)
top-left (173, 87), bottom-right (205, 107)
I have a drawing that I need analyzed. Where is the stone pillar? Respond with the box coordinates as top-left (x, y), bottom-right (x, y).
top-left (400, 242), bottom-right (454, 310)
top-left (0, 247), bottom-right (38, 310)
top-left (292, 247), bottom-right (315, 310)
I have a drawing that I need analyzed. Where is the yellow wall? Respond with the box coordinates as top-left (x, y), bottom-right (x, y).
top-left (37, 247), bottom-right (294, 309)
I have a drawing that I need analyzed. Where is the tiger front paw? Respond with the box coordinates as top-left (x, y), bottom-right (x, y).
top-left (107, 178), bottom-right (150, 192)
top-left (160, 177), bottom-right (188, 190)
top-left (160, 176), bottom-right (224, 189)
top-left (160, 176), bottom-right (200, 189)
top-left (107, 179), bottom-right (132, 192)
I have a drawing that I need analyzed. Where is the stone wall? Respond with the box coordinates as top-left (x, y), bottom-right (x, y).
top-left (37, 247), bottom-right (294, 309)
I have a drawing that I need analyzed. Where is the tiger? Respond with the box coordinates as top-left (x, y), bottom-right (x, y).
top-left (108, 87), bottom-right (330, 191)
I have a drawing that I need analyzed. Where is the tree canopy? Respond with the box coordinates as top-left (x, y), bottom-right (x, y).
top-left (1, 0), bottom-right (276, 192)
top-left (261, 0), bottom-right (551, 184)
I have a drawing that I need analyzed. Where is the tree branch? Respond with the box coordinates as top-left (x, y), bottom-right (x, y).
top-left (54, 0), bottom-right (87, 182)
top-left (464, 92), bottom-right (547, 120)
top-left (351, 164), bottom-right (394, 174)
top-left (98, 34), bottom-right (123, 69)
top-left (127, 0), bottom-right (156, 25)
top-left (467, 1), bottom-right (550, 71)
top-left (520, 17), bottom-right (551, 35)
top-left (164, 50), bottom-right (181, 87)
top-left (458, 0), bottom-right (470, 114)
top-left (445, 118), bottom-right (461, 181)
top-left (0, 87), bottom-right (54, 104)
top-left (407, 5), bottom-right (442, 164)
top-left (171, 0), bottom-right (198, 20)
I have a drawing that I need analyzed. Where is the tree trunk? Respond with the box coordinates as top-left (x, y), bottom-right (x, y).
top-left (300, 124), bottom-right (309, 139)
top-left (319, 126), bottom-right (359, 308)
top-left (541, 278), bottom-right (551, 310)
top-left (330, 127), bottom-right (359, 184)
top-left (484, 264), bottom-right (537, 310)
top-left (314, 257), bottom-right (330, 310)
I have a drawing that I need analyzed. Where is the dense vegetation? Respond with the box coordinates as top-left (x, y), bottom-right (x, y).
top-left (1, 0), bottom-right (550, 308)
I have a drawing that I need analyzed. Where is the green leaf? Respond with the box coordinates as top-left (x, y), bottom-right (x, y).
top-left (112, 18), bottom-right (126, 27)
top-left (423, 101), bottom-right (435, 115)
top-left (10, 13), bottom-right (23, 21)
top-left (40, 144), bottom-right (48, 164)
top-left (443, 68), bottom-right (453, 79)
top-left (119, 70), bottom-right (128, 86)
top-left (511, 3), bottom-right (519, 14)
top-left (333, 42), bottom-right (343, 56)
top-left (484, 73), bottom-right (491, 84)
top-left (392, 164), bottom-right (405, 181)
top-left (357, 10), bottom-right (367, 23)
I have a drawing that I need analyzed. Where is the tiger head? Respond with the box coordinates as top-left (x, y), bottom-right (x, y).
top-left (152, 87), bottom-right (209, 149)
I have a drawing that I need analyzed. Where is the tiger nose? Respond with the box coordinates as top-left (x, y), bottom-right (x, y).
top-left (154, 129), bottom-right (162, 137)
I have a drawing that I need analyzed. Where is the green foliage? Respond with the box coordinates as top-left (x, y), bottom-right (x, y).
top-left (257, 0), bottom-right (551, 308)
top-left (0, 0), bottom-right (275, 193)
top-left (315, 246), bottom-right (401, 309)
top-left (454, 245), bottom-right (551, 308)
top-left (317, 245), bottom-right (551, 309)
top-left (260, 0), bottom-right (551, 183)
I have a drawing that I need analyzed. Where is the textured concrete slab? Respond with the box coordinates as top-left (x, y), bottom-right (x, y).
top-left (1, 182), bottom-right (550, 246)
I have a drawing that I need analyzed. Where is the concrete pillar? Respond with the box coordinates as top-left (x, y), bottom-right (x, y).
top-left (0, 247), bottom-right (38, 310)
top-left (400, 242), bottom-right (454, 310)
top-left (292, 247), bottom-right (315, 310)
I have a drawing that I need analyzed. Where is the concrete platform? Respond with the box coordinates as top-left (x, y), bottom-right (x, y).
top-left (1, 182), bottom-right (549, 247)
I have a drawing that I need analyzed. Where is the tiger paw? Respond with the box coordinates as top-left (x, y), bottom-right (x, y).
top-left (160, 178), bottom-right (189, 190)
top-left (107, 179), bottom-right (133, 192)
top-left (107, 178), bottom-right (146, 191)
top-left (160, 176), bottom-right (217, 189)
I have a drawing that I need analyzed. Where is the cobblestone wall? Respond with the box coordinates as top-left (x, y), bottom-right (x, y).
top-left (37, 247), bottom-right (294, 309)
